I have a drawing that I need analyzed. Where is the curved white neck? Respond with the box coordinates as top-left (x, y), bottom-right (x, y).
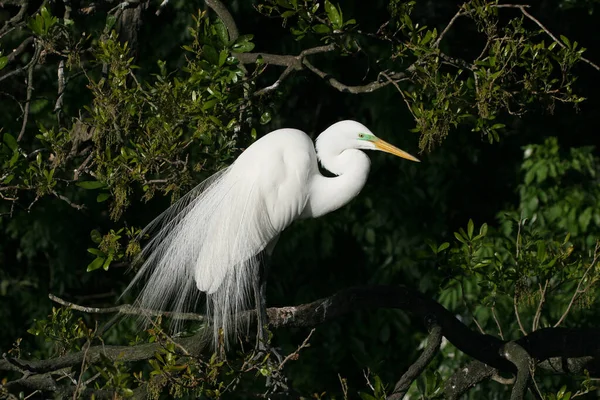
top-left (303, 149), bottom-right (371, 218)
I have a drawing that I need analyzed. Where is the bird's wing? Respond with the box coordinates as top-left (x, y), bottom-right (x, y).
top-left (127, 128), bottom-right (316, 347)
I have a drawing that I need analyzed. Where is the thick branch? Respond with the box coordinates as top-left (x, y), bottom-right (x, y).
top-left (3, 285), bottom-right (600, 396)
top-left (387, 320), bottom-right (442, 399)
top-left (501, 342), bottom-right (531, 400)
top-left (234, 45), bottom-right (335, 67)
top-left (204, 0), bottom-right (239, 41)
top-left (444, 361), bottom-right (497, 400)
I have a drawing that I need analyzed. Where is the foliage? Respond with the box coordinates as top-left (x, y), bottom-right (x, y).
top-left (1, 0), bottom-right (600, 398)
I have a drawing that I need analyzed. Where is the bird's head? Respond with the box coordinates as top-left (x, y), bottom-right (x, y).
top-left (316, 120), bottom-right (420, 162)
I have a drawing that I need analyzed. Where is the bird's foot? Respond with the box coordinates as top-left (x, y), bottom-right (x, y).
top-left (253, 338), bottom-right (288, 391)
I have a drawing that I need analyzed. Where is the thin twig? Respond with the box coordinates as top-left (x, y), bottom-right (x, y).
top-left (434, 8), bottom-right (465, 47)
top-left (155, 0), bottom-right (170, 16)
top-left (532, 280), bottom-right (548, 331)
top-left (514, 294), bottom-right (528, 336)
top-left (17, 40), bottom-right (41, 142)
top-left (554, 242), bottom-right (600, 327)
top-left (491, 304), bottom-right (504, 340)
top-left (53, 191), bottom-right (87, 211)
top-left (278, 328), bottom-right (315, 370)
top-left (303, 59), bottom-right (404, 94)
top-left (72, 340), bottom-right (91, 399)
top-left (516, 6), bottom-right (600, 71)
top-left (48, 294), bottom-right (205, 321)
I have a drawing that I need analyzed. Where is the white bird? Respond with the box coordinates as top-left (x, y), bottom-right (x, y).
top-left (126, 120), bottom-right (419, 349)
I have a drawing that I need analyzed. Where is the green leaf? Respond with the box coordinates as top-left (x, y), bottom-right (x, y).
top-left (96, 193), bottom-right (110, 202)
top-left (325, 0), bottom-right (342, 29)
top-left (86, 257), bottom-right (105, 272)
top-left (454, 232), bottom-right (466, 244)
top-left (0, 56), bottom-right (8, 71)
top-left (87, 248), bottom-right (104, 256)
top-left (3, 132), bottom-right (17, 151)
top-left (102, 255), bottom-right (113, 271)
top-left (90, 229), bottom-right (102, 243)
top-left (232, 41), bottom-right (255, 53)
top-left (202, 99), bottom-right (218, 111)
top-left (218, 50), bottom-right (228, 67)
top-left (214, 20), bottom-right (229, 44)
top-left (276, 0), bottom-right (292, 8)
top-left (260, 111), bottom-right (272, 125)
top-left (106, 14), bottom-right (117, 31)
top-left (437, 242), bottom-right (450, 252)
top-left (76, 181), bottom-right (105, 189)
top-left (202, 45), bottom-right (219, 65)
top-left (365, 228), bottom-right (376, 244)
top-left (479, 223), bottom-right (488, 237)
top-left (467, 219), bottom-right (474, 239)
top-left (313, 24), bottom-right (331, 34)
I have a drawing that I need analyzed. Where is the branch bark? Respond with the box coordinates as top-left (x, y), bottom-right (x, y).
top-left (387, 319), bottom-right (442, 400)
top-left (501, 342), bottom-right (531, 400)
top-left (5, 286), bottom-right (596, 376)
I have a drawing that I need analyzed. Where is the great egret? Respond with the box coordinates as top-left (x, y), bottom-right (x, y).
top-left (126, 120), bottom-right (419, 349)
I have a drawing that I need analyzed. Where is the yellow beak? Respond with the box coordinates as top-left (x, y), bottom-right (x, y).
top-left (374, 138), bottom-right (420, 162)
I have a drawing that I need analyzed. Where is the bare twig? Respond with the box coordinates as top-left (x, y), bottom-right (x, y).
top-left (17, 40), bottom-right (41, 142)
top-left (554, 242), bottom-right (600, 327)
top-left (302, 59), bottom-right (401, 94)
top-left (491, 304), bottom-right (505, 340)
top-left (254, 65), bottom-right (294, 96)
top-left (48, 294), bottom-right (205, 321)
top-left (72, 340), bottom-right (91, 400)
top-left (434, 8), bottom-right (465, 47)
top-left (278, 328), bottom-right (315, 370)
top-left (0, 1), bottom-right (29, 38)
top-left (532, 280), bottom-right (548, 331)
top-left (155, 0), bottom-right (170, 16)
top-left (4, 36), bottom-right (34, 65)
top-left (515, 6), bottom-right (600, 71)
top-left (52, 192), bottom-right (87, 211)
top-left (514, 294), bottom-right (528, 336)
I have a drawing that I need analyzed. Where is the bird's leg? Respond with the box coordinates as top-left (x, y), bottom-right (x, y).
top-left (253, 253), bottom-right (288, 393)
top-left (253, 258), bottom-right (268, 353)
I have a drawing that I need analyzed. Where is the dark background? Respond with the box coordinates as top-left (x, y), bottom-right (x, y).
top-left (1, 0), bottom-right (599, 396)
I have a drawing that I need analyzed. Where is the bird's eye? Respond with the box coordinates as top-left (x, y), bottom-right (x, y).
top-left (358, 133), bottom-right (365, 139)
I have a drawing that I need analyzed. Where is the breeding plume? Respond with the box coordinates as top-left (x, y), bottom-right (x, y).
top-left (127, 120), bottom-right (419, 347)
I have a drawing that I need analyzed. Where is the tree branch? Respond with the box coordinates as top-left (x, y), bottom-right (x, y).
top-left (3, 286), bottom-right (599, 398)
top-left (444, 360), bottom-right (497, 400)
top-left (501, 342), bottom-right (531, 400)
top-left (204, 0), bottom-right (239, 42)
top-left (555, 242), bottom-right (600, 327)
top-left (48, 294), bottom-right (204, 321)
top-left (387, 319), bottom-right (442, 400)
top-left (17, 39), bottom-right (41, 142)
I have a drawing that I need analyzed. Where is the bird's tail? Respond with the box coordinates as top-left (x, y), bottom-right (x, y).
top-left (122, 166), bottom-right (274, 349)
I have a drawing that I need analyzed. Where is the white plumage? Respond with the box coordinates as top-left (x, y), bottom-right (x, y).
top-left (125, 120), bottom-right (419, 348)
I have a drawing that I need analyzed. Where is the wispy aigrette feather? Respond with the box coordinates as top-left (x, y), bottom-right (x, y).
top-left (124, 166), bottom-right (276, 347)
